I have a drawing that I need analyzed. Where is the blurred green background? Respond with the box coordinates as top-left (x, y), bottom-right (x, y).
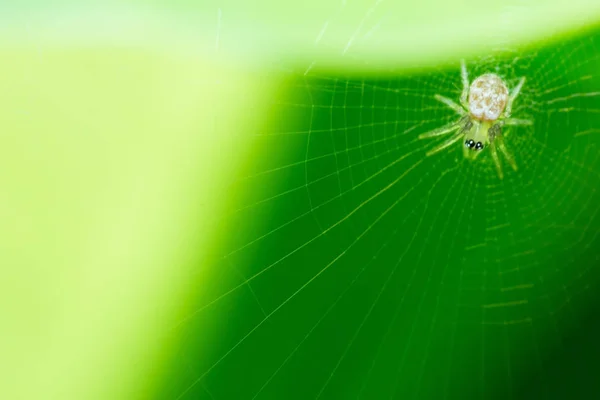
top-left (1, 1), bottom-right (600, 400)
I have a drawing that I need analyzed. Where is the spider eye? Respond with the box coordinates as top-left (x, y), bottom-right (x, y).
top-left (465, 139), bottom-right (475, 149)
top-left (475, 142), bottom-right (483, 150)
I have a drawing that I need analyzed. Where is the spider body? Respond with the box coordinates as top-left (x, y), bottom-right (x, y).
top-left (419, 61), bottom-right (532, 179)
top-left (460, 118), bottom-right (493, 160)
top-left (468, 73), bottom-right (508, 121)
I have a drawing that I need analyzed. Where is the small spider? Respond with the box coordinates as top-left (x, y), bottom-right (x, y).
top-left (419, 60), bottom-right (532, 179)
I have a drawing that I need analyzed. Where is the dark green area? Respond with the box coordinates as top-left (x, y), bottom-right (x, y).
top-left (160, 28), bottom-right (600, 399)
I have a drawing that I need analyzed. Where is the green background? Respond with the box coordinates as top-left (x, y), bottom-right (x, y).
top-left (162, 30), bottom-right (600, 399)
top-left (1, 1), bottom-right (600, 399)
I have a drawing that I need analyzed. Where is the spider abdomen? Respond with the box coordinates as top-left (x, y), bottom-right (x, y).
top-left (468, 73), bottom-right (509, 121)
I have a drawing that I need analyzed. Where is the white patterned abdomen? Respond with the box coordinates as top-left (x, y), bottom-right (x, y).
top-left (468, 74), bottom-right (509, 121)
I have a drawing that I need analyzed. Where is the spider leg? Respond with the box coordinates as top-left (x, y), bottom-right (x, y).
top-left (488, 122), bottom-right (502, 142)
top-left (489, 142), bottom-right (504, 180)
top-left (503, 117), bottom-right (532, 126)
top-left (418, 120), bottom-right (460, 139)
top-left (434, 94), bottom-right (467, 116)
top-left (460, 60), bottom-right (469, 108)
top-left (505, 77), bottom-right (526, 117)
top-left (425, 130), bottom-right (464, 157)
top-left (497, 138), bottom-right (518, 172)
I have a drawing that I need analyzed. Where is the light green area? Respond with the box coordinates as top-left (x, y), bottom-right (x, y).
top-left (0, 49), bottom-right (276, 399)
top-left (2, 1), bottom-right (600, 70)
top-left (0, 1), bottom-right (599, 400)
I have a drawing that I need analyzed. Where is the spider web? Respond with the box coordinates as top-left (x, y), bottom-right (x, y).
top-left (162, 26), bottom-right (600, 400)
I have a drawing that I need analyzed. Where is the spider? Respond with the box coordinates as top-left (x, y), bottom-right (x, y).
top-left (419, 60), bottom-right (532, 179)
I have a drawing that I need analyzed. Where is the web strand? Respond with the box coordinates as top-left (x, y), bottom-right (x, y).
top-left (166, 28), bottom-right (600, 400)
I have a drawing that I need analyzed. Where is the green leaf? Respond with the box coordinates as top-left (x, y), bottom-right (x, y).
top-left (166, 27), bottom-right (600, 399)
